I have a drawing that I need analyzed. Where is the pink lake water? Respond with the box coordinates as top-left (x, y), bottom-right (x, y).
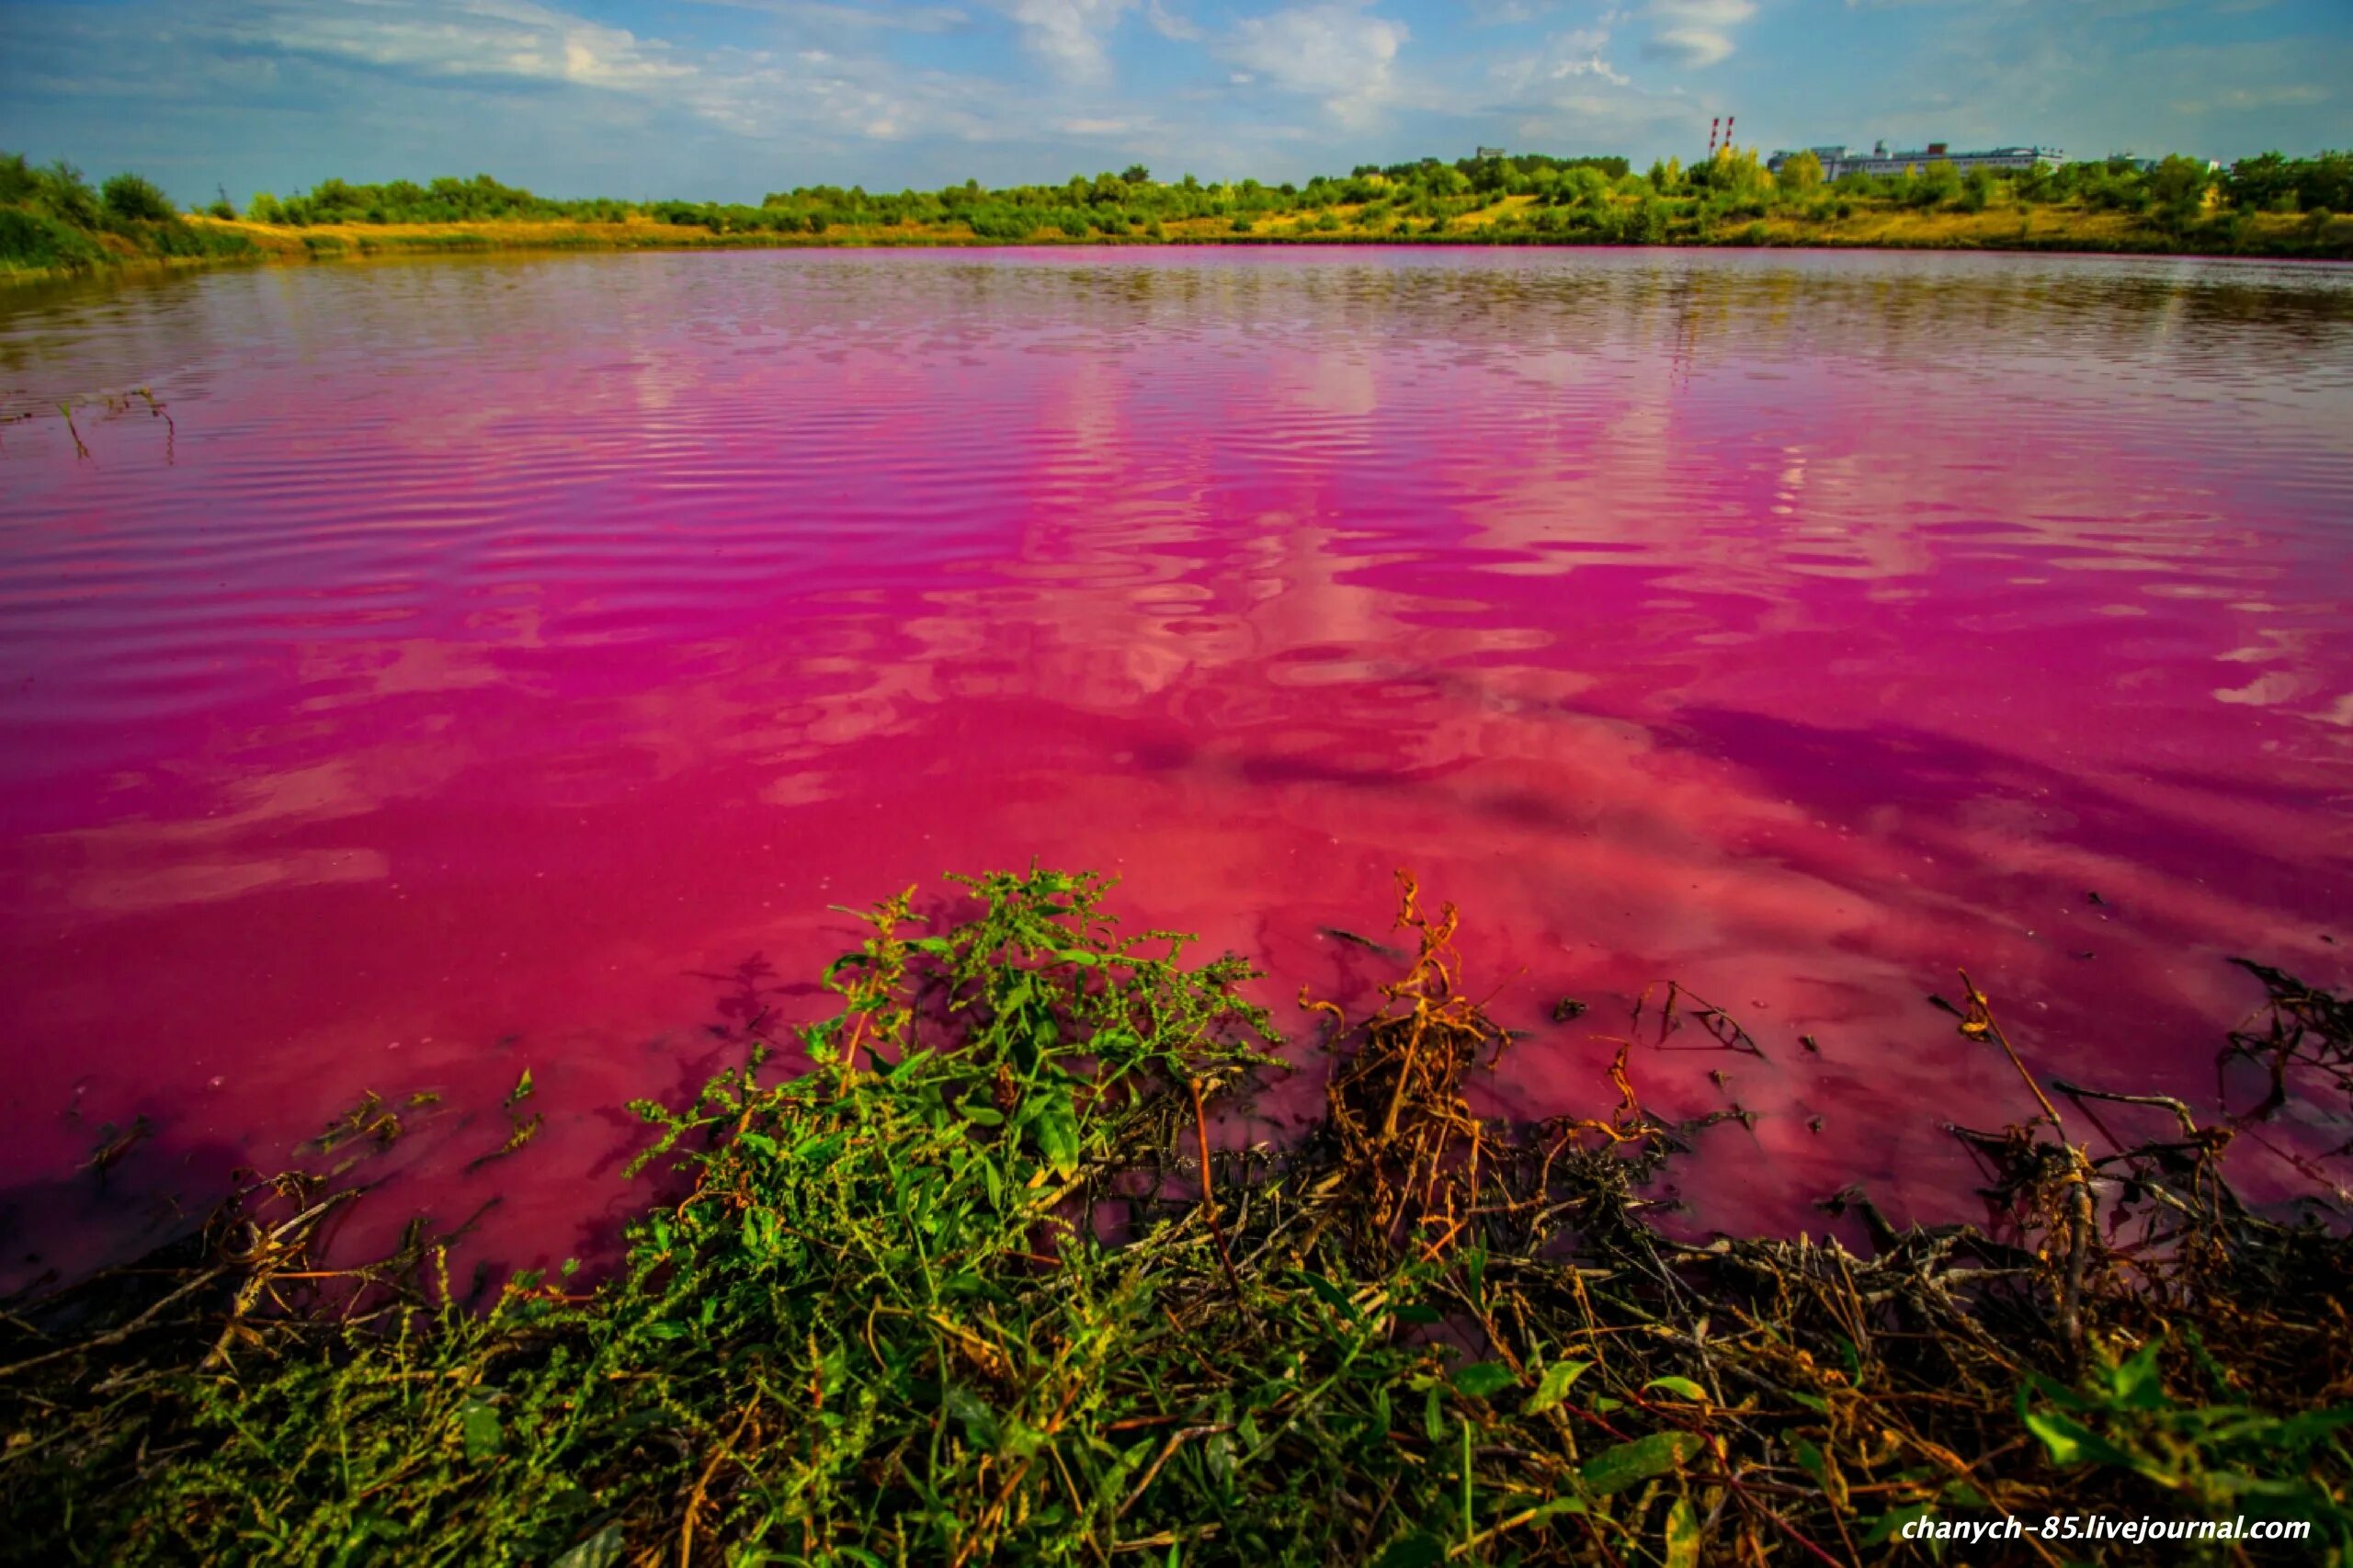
top-left (2, 246), bottom-right (2349, 1289)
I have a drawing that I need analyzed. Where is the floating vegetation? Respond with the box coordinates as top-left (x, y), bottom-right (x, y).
top-left (465, 1069), bottom-right (543, 1175)
top-left (7, 387), bottom-right (176, 463)
top-left (81, 1116), bottom-right (152, 1182)
top-left (54, 399), bottom-right (87, 460)
top-left (2223, 958), bottom-right (2353, 1131)
top-left (0, 868), bottom-right (2347, 1563)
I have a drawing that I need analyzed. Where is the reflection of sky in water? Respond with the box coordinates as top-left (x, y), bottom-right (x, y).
top-left (0, 248), bottom-right (2348, 1286)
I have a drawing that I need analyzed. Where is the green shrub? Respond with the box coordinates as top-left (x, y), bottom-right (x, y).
top-left (100, 172), bottom-right (176, 222)
top-left (0, 206), bottom-right (105, 271)
top-left (0, 152), bottom-right (37, 206)
top-left (33, 160), bottom-right (102, 227)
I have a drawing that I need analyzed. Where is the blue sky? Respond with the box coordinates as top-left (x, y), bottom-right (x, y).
top-left (1, 0), bottom-right (2345, 205)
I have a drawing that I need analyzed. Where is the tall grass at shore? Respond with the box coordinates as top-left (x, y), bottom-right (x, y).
top-left (1, 868), bottom-right (2347, 1563)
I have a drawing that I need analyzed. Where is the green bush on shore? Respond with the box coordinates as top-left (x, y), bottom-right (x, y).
top-left (0, 206), bottom-right (106, 273)
top-left (0, 152), bottom-right (253, 276)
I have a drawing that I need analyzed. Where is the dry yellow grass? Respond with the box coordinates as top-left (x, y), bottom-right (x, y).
top-left (149, 200), bottom-right (2353, 272)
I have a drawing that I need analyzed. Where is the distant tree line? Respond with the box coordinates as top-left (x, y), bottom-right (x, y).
top-left (221, 147), bottom-right (2347, 251)
top-left (243, 173), bottom-right (633, 228)
top-left (8, 145), bottom-right (2351, 274)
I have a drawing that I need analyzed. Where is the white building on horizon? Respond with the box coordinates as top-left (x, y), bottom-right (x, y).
top-left (1767, 141), bottom-right (2066, 179)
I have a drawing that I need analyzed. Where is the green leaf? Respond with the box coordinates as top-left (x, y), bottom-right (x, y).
top-left (1453, 1361), bottom-right (1518, 1400)
top-left (1789, 1391), bottom-right (1830, 1415)
top-left (1665, 1497), bottom-right (1700, 1568)
top-left (2021, 1407), bottom-right (2133, 1469)
top-left (1643, 1376), bottom-right (1709, 1403)
top-left (2107, 1341), bottom-right (2169, 1411)
top-left (1861, 1505), bottom-right (1932, 1547)
top-left (1031, 1085), bottom-right (1080, 1179)
top-left (1526, 1359), bottom-right (1591, 1416)
top-left (944, 1385), bottom-right (1000, 1449)
top-left (552, 1525), bottom-right (627, 1568)
top-left (1423, 1384), bottom-right (1446, 1445)
top-left (1580, 1430), bottom-right (1701, 1496)
top-left (2023, 1369), bottom-right (2095, 1413)
top-left (1204, 1428), bottom-right (1236, 1488)
top-left (1370, 1530), bottom-right (1445, 1568)
top-left (459, 1399), bottom-right (502, 1461)
top-left (2276, 1407), bottom-right (2353, 1446)
top-left (958, 1100), bottom-right (1005, 1127)
top-left (1295, 1269), bottom-right (1359, 1322)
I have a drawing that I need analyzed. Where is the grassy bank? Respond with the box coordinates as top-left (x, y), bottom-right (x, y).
top-left (2, 869), bottom-right (2347, 1563)
top-left (0, 154), bottom-right (254, 284)
top-left (176, 198), bottom-right (2353, 265)
top-left (8, 149), bottom-right (2351, 288)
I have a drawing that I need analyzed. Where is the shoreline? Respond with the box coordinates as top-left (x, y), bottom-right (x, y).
top-left (4, 869), bottom-right (2347, 1562)
top-left (7, 207), bottom-right (2349, 291)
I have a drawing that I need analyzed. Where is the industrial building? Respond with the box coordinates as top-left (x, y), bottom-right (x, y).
top-left (1766, 141), bottom-right (2066, 179)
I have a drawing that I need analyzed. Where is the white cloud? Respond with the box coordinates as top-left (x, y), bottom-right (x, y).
top-left (1552, 52), bottom-right (1631, 85)
top-left (1468, 0), bottom-right (1562, 22)
top-left (232, 0), bottom-right (1142, 145)
top-left (232, 0), bottom-right (1063, 148)
top-left (248, 0), bottom-right (696, 90)
top-left (1223, 2), bottom-right (1408, 126)
top-left (2173, 82), bottom-right (2325, 114)
top-left (681, 0), bottom-right (971, 28)
top-left (1489, 25), bottom-right (1632, 95)
top-left (1545, 27), bottom-right (1631, 85)
top-left (1642, 0), bottom-right (1753, 67)
top-left (1645, 27), bottom-right (1731, 64)
top-left (1006, 0), bottom-right (1133, 80)
top-left (1142, 0), bottom-right (1201, 40)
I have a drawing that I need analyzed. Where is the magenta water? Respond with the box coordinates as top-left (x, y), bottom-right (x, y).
top-left (2, 248), bottom-right (2348, 1288)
